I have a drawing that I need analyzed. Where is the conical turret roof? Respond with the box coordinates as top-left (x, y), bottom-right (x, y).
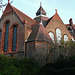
top-left (27, 22), bottom-right (52, 43)
top-left (36, 2), bottom-right (46, 16)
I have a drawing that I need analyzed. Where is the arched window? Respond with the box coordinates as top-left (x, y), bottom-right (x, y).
top-left (49, 32), bottom-right (54, 42)
top-left (4, 22), bottom-right (9, 52)
top-left (0, 30), bottom-right (1, 40)
top-left (12, 25), bottom-right (17, 51)
top-left (64, 35), bottom-right (68, 42)
top-left (56, 28), bottom-right (61, 43)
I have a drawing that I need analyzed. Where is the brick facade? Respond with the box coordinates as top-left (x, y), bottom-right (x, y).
top-left (0, 3), bottom-right (75, 65)
top-left (46, 19), bottom-right (73, 42)
top-left (26, 41), bottom-right (50, 65)
top-left (0, 12), bottom-right (25, 57)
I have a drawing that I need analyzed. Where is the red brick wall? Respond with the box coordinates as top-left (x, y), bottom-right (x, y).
top-left (0, 13), bottom-right (26, 57)
top-left (26, 41), bottom-right (50, 65)
top-left (46, 19), bottom-right (73, 42)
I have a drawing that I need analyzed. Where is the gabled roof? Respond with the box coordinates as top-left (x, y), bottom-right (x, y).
top-left (1, 3), bottom-right (35, 27)
top-left (46, 10), bottom-right (63, 27)
top-left (27, 22), bottom-right (52, 43)
top-left (65, 24), bottom-right (75, 30)
top-left (52, 10), bottom-right (62, 21)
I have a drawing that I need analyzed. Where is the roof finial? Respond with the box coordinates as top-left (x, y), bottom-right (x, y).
top-left (8, 0), bottom-right (10, 3)
top-left (40, 2), bottom-right (42, 7)
top-left (55, 9), bottom-right (57, 13)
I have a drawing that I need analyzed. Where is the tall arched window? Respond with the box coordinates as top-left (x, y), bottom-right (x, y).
top-left (12, 25), bottom-right (17, 51)
top-left (49, 32), bottom-right (54, 42)
top-left (4, 22), bottom-right (9, 52)
top-left (56, 28), bottom-right (61, 43)
top-left (64, 35), bottom-right (68, 42)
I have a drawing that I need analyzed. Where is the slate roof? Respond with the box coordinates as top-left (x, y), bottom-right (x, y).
top-left (36, 6), bottom-right (46, 14)
top-left (27, 22), bottom-right (52, 43)
top-left (65, 24), bottom-right (75, 30)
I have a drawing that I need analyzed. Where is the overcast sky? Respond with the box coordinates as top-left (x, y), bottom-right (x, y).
top-left (0, 0), bottom-right (75, 24)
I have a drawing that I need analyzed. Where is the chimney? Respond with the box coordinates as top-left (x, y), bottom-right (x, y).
top-left (69, 18), bottom-right (73, 26)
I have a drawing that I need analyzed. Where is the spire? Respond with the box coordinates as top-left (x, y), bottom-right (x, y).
top-left (40, 2), bottom-right (42, 7)
top-left (36, 2), bottom-right (46, 16)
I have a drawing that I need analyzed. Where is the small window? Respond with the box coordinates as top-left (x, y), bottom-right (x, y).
top-left (49, 32), bottom-right (54, 42)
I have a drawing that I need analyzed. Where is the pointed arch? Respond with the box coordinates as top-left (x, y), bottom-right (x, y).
top-left (64, 35), bottom-right (68, 42)
top-left (10, 23), bottom-right (18, 52)
top-left (49, 32), bottom-right (55, 42)
top-left (56, 28), bottom-right (61, 43)
top-left (3, 21), bottom-right (10, 52)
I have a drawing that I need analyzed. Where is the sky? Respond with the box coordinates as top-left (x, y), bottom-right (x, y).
top-left (0, 0), bottom-right (75, 24)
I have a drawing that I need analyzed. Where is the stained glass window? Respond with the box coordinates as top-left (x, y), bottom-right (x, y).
top-left (4, 22), bottom-right (9, 52)
top-left (0, 31), bottom-right (1, 40)
top-left (56, 28), bottom-right (61, 43)
top-left (12, 25), bottom-right (17, 51)
top-left (49, 32), bottom-right (54, 42)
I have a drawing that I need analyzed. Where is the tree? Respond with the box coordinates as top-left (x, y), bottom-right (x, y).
top-left (47, 41), bottom-right (75, 63)
top-left (0, 0), bottom-right (13, 11)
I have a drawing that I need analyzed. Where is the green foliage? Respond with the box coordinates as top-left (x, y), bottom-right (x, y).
top-left (48, 41), bottom-right (75, 62)
top-left (0, 54), bottom-right (41, 75)
top-left (39, 55), bottom-right (75, 75)
top-left (39, 42), bottom-right (75, 75)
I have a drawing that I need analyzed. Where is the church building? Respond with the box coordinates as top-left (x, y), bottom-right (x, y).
top-left (0, 1), bottom-right (75, 64)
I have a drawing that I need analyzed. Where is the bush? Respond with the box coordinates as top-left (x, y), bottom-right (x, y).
top-left (0, 54), bottom-right (41, 75)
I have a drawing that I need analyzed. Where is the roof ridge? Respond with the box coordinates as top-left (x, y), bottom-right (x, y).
top-left (10, 4), bottom-right (23, 22)
top-left (35, 24), bottom-right (52, 42)
top-left (11, 5), bottom-right (35, 22)
top-left (46, 11), bottom-right (63, 28)
top-left (52, 11), bottom-right (62, 21)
